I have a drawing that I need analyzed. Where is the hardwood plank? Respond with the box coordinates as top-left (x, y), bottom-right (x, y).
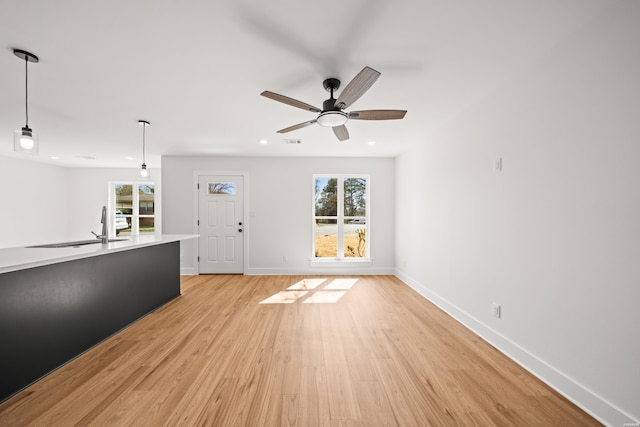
top-left (300, 366), bottom-right (331, 427)
top-left (0, 275), bottom-right (602, 427)
top-left (324, 363), bottom-right (360, 421)
top-left (300, 304), bottom-right (325, 367)
top-left (352, 381), bottom-right (397, 426)
top-left (372, 357), bottom-right (453, 426)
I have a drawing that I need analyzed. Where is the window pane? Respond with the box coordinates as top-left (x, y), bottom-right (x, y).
top-left (115, 212), bottom-right (131, 236)
top-left (314, 219), bottom-right (337, 257)
top-left (139, 217), bottom-right (155, 235)
top-left (343, 178), bottom-right (366, 216)
top-left (114, 184), bottom-right (133, 215)
top-left (207, 182), bottom-right (235, 195)
top-left (344, 220), bottom-right (366, 258)
top-left (315, 177), bottom-right (337, 216)
top-left (138, 184), bottom-right (155, 214)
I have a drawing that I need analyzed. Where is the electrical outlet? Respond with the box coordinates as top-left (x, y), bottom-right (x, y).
top-left (282, 256), bottom-right (288, 263)
top-left (494, 157), bottom-right (503, 172)
top-left (492, 303), bottom-right (501, 319)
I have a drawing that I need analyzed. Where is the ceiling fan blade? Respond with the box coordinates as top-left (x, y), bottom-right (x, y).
top-left (333, 125), bottom-right (350, 141)
top-left (349, 110), bottom-right (407, 120)
top-left (334, 66), bottom-right (381, 109)
top-left (261, 91), bottom-right (321, 113)
top-left (277, 119), bottom-right (317, 133)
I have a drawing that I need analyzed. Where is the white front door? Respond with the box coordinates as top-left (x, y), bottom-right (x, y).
top-left (198, 175), bottom-right (244, 274)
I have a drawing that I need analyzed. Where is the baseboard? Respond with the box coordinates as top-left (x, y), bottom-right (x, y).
top-left (246, 266), bottom-right (395, 275)
top-left (180, 266), bottom-right (198, 275)
top-left (394, 270), bottom-right (635, 427)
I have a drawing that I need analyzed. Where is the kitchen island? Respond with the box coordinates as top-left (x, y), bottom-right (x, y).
top-left (0, 234), bottom-right (197, 402)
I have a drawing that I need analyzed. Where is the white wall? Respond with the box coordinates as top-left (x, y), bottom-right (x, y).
top-left (395, 2), bottom-right (639, 425)
top-left (0, 156), bottom-right (159, 248)
top-left (0, 156), bottom-right (69, 248)
top-left (162, 156), bottom-right (395, 275)
top-left (66, 168), bottom-right (161, 241)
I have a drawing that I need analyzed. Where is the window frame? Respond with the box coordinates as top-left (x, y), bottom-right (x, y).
top-left (109, 181), bottom-right (156, 237)
top-left (312, 174), bottom-right (370, 261)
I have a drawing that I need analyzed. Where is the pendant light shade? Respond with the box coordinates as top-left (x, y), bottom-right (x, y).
top-left (14, 127), bottom-right (38, 153)
top-left (13, 49), bottom-right (39, 155)
top-left (138, 120), bottom-right (150, 178)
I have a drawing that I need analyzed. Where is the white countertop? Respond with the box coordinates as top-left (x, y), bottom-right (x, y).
top-left (0, 234), bottom-right (198, 274)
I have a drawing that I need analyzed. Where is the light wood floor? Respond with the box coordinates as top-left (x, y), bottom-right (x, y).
top-left (0, 275), bottom-right (600, 426)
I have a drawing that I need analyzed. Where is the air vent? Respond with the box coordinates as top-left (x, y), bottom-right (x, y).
top-left (284, 139), bottom-right (301, 145)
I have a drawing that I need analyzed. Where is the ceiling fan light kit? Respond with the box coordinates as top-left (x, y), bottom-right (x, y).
top-left (317, 110), bottom-right (348, 127)
top-left (13, 49), bottom-right (40, 156)
top-left (261, 66), bottom-right (407, 142)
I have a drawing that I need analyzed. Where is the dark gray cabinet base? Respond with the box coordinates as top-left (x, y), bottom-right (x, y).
top-left (0, 241), bottom-right (180, 402)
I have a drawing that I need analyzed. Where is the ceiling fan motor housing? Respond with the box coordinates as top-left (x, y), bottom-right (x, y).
top-left (323, 98), bottom-right (340, 111)
top-left (322, 78), bottom-right (343, 111)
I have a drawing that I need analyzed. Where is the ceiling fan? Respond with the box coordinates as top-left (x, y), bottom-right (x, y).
top-left (261, 66), bottom-right (407, 141)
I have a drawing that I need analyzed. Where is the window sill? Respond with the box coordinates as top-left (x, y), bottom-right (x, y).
top-left (309, 258), bottom-right (372, 267)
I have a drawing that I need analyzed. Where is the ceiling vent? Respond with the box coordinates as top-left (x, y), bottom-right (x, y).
top-left (284, 139), bottom-right (301, 145)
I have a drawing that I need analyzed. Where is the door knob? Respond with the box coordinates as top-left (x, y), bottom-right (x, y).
top-left (238, 228), bottom-right (243, 232)
top-left (238, 221), bottom-right (243, 226)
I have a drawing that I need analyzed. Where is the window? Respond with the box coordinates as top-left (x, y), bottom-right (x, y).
top-left (207, 182), bottom-right (236, 195)
top-left (313, 175), bottom-right (369, 260)
top-left (110, 182), bottom-right (155, 236)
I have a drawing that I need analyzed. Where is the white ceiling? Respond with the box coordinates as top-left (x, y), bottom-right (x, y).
top-left (0, 0), bottom-right (614, 168)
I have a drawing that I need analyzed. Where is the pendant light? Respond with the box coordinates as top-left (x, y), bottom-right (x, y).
top-left (138, 120), bottom-right (150, 178)
top-left (13, 49), bottom-right (39, 155)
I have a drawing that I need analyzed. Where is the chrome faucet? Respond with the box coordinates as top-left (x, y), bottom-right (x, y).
top-left (91, 206), bottom-right (109, 243)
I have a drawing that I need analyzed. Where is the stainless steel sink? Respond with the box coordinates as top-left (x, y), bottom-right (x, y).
top-left (27, 238), bottom-right (129, 248)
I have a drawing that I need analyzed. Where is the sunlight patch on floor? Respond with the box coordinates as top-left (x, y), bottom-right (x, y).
top-left (287, 278), bottom-right (327, 290)
top-left (302, 291), bottom-right (346, 304)
top-left (324, 278), bottom-right (358, 290)
top-left (260, 278), bottom-right (359, 304)
top-left (259, 290), bottom-right (309, 304)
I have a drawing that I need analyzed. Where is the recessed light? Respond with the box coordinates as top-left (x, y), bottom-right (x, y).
top-left (368, 141), bottom-right (376, 146)
top-left (259, 139), bottom-right (268, 145)
top-left (50, 156), bottom-right (60, 160)
top-left (125, 156), bottom-right (135, 160)
top-left (76, 155), bottom-right (96, 160)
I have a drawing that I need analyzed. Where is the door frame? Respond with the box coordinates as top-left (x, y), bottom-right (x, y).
top-left (192, 170), bottom-right (249, 275)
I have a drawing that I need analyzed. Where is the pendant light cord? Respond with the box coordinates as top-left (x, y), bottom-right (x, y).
top-left (24, 58), bottom-right (29, 127)
top-left (142, 123), bottom-right (146, 164)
